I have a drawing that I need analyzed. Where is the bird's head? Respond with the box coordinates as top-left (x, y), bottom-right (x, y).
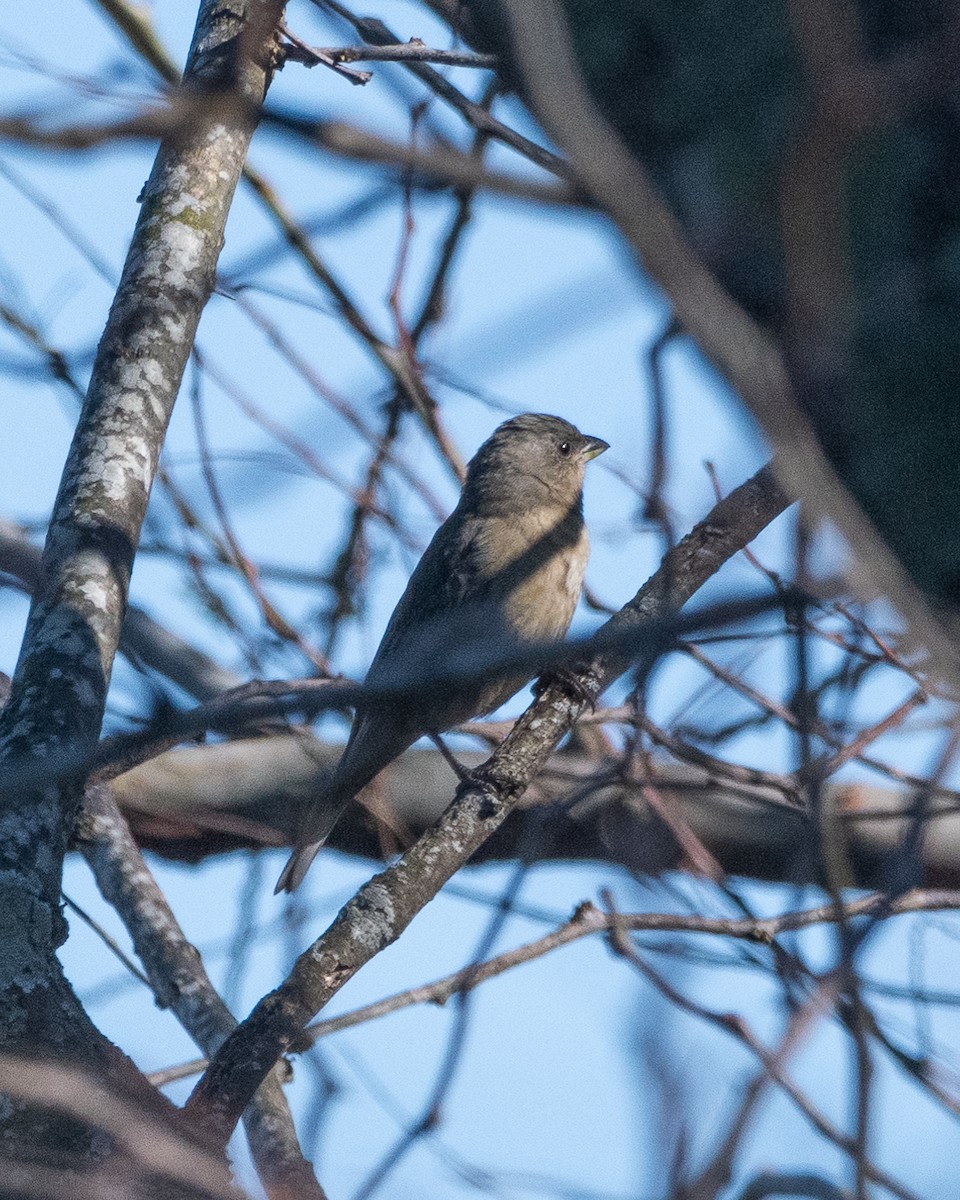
top-left (463, 413), bottom-right (608, 514)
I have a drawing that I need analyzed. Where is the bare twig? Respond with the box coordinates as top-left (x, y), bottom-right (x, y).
top-left (145, 887), bottom-right (960, 1087)
top-left (279, 20), bottom-right (372, 83)
top-left (602, 895), bottom-right (918, 1200)
top-left (310, 1), bottom-right (570, 178)
top-left (285, 38), bottom-right (497, 70)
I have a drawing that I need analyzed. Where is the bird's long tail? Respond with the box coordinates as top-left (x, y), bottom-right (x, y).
top-left (274, 795), bottom-right (346, 894)
top-left (275, 840), bottom-right (323, 894)
top-left (275, 712), bottom-right (420, 893)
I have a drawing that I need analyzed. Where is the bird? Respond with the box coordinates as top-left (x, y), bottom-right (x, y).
top-left (275, 413), bottom-right (608, 892)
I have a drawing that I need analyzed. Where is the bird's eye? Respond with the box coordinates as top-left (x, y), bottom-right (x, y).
top-left (558, 441), bottom-right (572, 456)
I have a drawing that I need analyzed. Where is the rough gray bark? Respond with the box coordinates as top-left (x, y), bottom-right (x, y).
top-left (0, 0), bottom-right (286, 1183)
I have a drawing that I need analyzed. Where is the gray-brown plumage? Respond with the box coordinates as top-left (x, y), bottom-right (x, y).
top-left (275, 413), bottom-right (608, 892)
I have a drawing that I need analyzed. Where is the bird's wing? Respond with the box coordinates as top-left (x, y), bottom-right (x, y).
top-left (366, 507), bottom-right (487, 683)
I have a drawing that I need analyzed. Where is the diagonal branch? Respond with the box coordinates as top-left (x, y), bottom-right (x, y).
top-left (0, 0), bottom-right (285, 908)
top-left (0, 0), bottom-right (292, 1179)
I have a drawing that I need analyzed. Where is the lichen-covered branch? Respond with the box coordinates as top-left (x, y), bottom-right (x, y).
top-left (77, 785), bottom-right (325, 1200)
top-left (0, 0), bottom-right (287, 1177)
top-left (0, 0), bottom-right (283, 936)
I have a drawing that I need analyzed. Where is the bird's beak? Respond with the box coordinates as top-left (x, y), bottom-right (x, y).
top-left (580, 435), bottom-right (609, 461)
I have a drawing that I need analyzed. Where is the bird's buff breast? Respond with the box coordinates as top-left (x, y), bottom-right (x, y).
top-left (475, 496), bottom-right (588, 638)
top-left (502, 523), bottom-right (588, 643)
top-left (463, 516), bottom-right (587, 718)
top-left (385, 507), bottom-right (588, 728)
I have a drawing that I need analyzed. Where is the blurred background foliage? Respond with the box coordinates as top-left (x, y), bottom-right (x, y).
top-left (465, 0), bottom-right (960, 604)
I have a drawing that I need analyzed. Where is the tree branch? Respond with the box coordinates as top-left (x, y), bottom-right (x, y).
top-left (77, 785), bottom-right (326, 1199)
top-left (146, 887), bottom-right (960, 1087)
top-left (0, 0), bottom-right (289, 1178)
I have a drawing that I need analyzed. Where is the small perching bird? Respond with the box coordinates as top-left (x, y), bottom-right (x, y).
top-left (275, 413), bottom-right (608, 893)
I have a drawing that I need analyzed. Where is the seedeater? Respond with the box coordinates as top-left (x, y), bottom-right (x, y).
top-left (276, 413), bottom-right (608, 892)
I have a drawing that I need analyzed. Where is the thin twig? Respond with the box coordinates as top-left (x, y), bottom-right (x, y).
top-left (287, 39), bottom-right (497, 69)
top-left (148, 888), bottom-right (960, 1087)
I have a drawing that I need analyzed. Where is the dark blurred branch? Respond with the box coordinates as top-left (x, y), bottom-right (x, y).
top-left (301, 117), bottom-right (576, 204)
top-left (779, 0), bottom-right (872, 381)
top-left (109, 734), bottom-right (960, 890)
top-left (0, 96), bottom-right (577, 207)
top-left (92, 0), bottom-right (182, 83)
top-left (494, 0), bottom-right (960, 690)
top-left (0, 587), bottom-right (798, 802)
top-left (0, 90), bottom-right (246, 149)
top-left (0, 1057), bottom-right (240, 1199)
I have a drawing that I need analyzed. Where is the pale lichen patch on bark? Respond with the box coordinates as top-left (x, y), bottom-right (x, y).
top-left (347, 882), bottom-right (397, 950)
top-left (75, 574), bottom-right (114, 618)
top-left (168, 193), bottom-right (203, 217)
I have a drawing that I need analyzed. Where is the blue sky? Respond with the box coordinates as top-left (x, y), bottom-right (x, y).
top-left (3, 2), bottom-right (960, 1196)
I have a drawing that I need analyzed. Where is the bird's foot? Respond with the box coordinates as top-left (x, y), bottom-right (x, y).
top-left (464, 759), bottom-right (499, 789)
top-left (533, 666), bottom-right (597, 711)
top-left (458, 760), bottom-right (501, 819)
top-left (430, 731), bottom-right (472, 781)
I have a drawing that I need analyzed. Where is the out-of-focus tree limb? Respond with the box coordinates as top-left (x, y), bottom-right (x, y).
top-left (0, 1056), bottom-right (241, 1199)
top-left (0, 101), bottom-right (578, 209)
top-left (493, 0), bottom-right (960, 690)
top-left (110, 736), bottom-right (960, 890)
